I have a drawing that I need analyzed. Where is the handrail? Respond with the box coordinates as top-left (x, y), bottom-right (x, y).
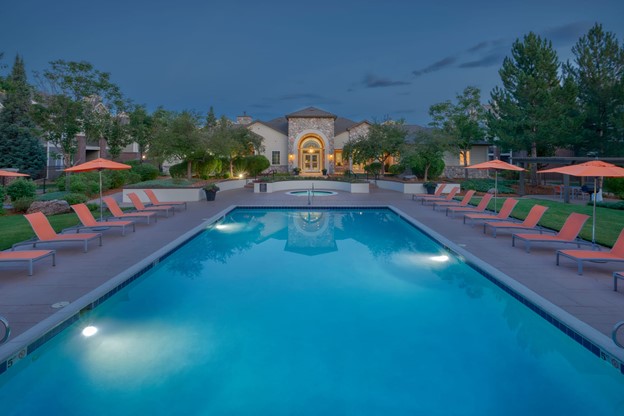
top-left (613, 321), bottom-right (624, 348)
top-left (0, 315), bottom-right (10, 345)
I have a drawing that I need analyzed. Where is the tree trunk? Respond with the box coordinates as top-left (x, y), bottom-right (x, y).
top-left (186, 161), bottom-right (192, 180)
top-left (530, 141), bottom-right (538, 185)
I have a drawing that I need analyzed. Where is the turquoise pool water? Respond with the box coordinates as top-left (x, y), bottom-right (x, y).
top-left (1, 208), bottom-right (623, 415)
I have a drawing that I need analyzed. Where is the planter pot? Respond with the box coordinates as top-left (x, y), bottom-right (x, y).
top-left (204, 190), bottom-right (217, 201)
top-left (424, 185), bottom-right (437, 195)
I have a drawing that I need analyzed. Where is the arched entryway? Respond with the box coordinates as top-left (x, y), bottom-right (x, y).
top-left (299, 136), bottom-right (324, 174)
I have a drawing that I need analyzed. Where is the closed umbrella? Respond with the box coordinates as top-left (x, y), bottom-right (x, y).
top-left (538, 160), bottom-right (624, 245)
top-left (65, 158), bottom-right (131, 220)
top-left (466, 159), bottom-right (525, 213)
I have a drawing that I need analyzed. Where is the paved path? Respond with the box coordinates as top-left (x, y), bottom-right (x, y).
top-left (1, 187), bottom-right (623, 352)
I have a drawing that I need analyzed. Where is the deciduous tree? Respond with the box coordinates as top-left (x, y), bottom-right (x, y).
top-left (342, 120), bottom-right (407, 174)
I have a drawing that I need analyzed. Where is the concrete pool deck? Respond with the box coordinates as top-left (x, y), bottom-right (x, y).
top-left (0, 186), bottom-right (623, 350)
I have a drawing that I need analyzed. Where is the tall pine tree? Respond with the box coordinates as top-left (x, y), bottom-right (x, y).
top-left (489, 32), bottom-right (576, 183)
top-left (567, 23), bottom-right (624, 156)
top-left (0, 55), bottom-right (46, 177)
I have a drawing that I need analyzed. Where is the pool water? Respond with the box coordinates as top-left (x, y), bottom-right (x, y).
top-left (1, 208), bottom-right (623, 415)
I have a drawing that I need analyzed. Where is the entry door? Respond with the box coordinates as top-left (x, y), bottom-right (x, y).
top-left (304, 153), bottom-right (319, 172)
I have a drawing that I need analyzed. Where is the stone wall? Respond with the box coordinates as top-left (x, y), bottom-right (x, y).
top-left (443, 166), bottom-right (489, 179)
top-left (288, 117), bottom-right (335, 172)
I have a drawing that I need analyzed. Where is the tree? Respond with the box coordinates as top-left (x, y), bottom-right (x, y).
top-left (163, 111), bottom-right (203, 179)
top-left (401, 130), bottom-right (445, 182)
top-left (0, 55), bottom-right (46, 177)
top-left (128, 105), bottom-right (152, 161)
top-left (489, 32), bottom-right (576, 183)
top-left (206, 116), bottom-right (264, 177)
top-left (37, 60), bottom-right (125, 160)
top-left (342, 120), bottom-right (407, 174)
top-left (429, 86), bottom-right (487, 178)
top-left (205, 106), bottom-right (217, 129)
top-left (566, 23), bottom-right (624, 156)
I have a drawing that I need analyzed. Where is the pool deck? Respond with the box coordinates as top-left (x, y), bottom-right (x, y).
top-left (1, 186), bottom-right (623, 352)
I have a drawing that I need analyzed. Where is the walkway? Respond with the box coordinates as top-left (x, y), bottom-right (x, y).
top-left (0, 187), bottom-right (622, 351)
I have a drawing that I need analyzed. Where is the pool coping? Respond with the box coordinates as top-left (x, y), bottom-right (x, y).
top-left (0, 204), bottom-right (622, 376)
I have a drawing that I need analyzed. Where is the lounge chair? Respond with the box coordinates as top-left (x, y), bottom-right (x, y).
top-left (13, 212), bottom-right (102, 253)
top-left (463, 198), bottom-right (518, 226)
top-left (433, 190), bottom-right (476, 211)
top-left (0, 249), bottom-right (56, 276)
top-left (556, 228), bottom-right (624, 275)
top-left (412, 184), bottom-right (446, 201)
top-left (446, 193), bottom-right (493, 218)
top-left (104, 197), bottom-right (157, 224)
top-left (484, 205), bottom-right (549, 237)
top-left (70, 203), bottom-right (135, 236)
top-left (421, 187), bottom-right (460, 206)
top-left (127, 193), bottom-right (175, 217)
top-left (512, 212), bottom-right (591, 253)
top-left (144, 189), bottom-right (187, 211)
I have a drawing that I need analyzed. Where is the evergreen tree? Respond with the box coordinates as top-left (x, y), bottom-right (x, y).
top-left (567, 23), bottom-right (624, 156)
top-left (0, 55), bottom-right (46, 177)
top-left (205, 106), bottom-right (217, 129)
top-left (489, 32), bottom-right (576, 183)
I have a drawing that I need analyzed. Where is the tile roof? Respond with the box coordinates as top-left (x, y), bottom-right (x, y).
top-left (286, 107), bottom-right (337, 119)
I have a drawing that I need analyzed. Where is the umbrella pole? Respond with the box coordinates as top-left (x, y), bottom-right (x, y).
top-left (494, 171), bottom-right (498, 214)
top-left (99, 170), bottom-right (103, 221)
top-left (591, 179), bottom-right (598, 246)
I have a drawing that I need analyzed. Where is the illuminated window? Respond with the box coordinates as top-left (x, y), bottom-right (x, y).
top-left (335, 150), bottom-right (343, 166)
top-left (459, 151), bottom-right (471, 166)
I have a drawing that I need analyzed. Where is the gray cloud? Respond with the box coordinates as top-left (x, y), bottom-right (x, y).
top-left (459, 52), bottom-right (505, 68)
top-left (542, 21), bottom-right (592, 45)
top-left (467, 41), bottom-right (490, 53)
top-left (412, 56), bottom-right (457, 77)
top-left (363, 74), bottom-right (410, 88)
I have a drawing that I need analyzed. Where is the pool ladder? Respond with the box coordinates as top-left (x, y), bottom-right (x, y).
top-left (0, 315), bottom-right (10, 345)
top-left (613, 321), bottom-right (624, 348)
top-left (307, 184), bottom-right (315, 206)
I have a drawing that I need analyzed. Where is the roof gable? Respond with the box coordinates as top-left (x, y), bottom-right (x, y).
top-left (286, 107), bottom-right (337, 119)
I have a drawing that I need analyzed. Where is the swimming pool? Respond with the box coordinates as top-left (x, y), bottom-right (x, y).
top-left (0, 207), bottom-right (623, 415)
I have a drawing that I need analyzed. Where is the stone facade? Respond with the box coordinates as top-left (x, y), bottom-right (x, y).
top-left (288, 117), bottom-right (335, 173)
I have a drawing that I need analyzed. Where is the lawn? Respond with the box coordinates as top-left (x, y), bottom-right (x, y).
top-left (0, 213), bottom-right (81, 250)
top-left (474, 197), bottom-right (624, 247)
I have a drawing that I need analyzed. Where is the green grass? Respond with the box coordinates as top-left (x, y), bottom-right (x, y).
top-left (464, 196), bottom-right (624, 247)
top-left (0, 213), bottom-right (81, 250)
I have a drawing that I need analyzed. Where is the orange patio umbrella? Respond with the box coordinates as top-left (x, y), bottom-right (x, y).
top-left (0, 169), bottom-right (30, 187)
top-left (65, 158), bottom-right (131, 220)
top-left (466, 159), bottom-right (525, 213)
top-left (539, 160), bottom-right (624, 245)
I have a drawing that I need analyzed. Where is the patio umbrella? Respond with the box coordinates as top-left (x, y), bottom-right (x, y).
top-left (466, 159), bottom-right (525, 213)
top-left (0, 169), bottom-right (30, 187)
top-left (538, 160), bottom-right (624, 245)
top-left (65, 158), bottom-right (131, 220)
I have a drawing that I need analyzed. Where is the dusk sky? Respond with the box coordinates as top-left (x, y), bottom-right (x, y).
top-left (2, 0), bottom-right (623, 125)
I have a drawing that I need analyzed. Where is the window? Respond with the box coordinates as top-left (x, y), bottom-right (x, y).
top-left (459, 151), bottom-right (471, 166)
top-left (335, 150), bottom-right (343, 166)
top-left (272, 151), bottom-right (280, 165)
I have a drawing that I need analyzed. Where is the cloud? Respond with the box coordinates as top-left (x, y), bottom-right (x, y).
top-left (467, 41), bottom-right (490, 53)
top-left (459, 52), bottom-right (505, 68)
top-left (363, 74), bottom-right (410, 88)
top-left (412, 56), bottom-right (457, 77)
top-left (542, 21), bottom-right (592, 46)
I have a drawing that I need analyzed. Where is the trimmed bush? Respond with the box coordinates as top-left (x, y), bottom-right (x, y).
top-left (12, 197), bottom-right (34, 213)
top-left (245, 155), bottom-right (270, 177)
top-left (63, 193), bottom-right (89, 205)
top-left (132, 163), bottom-right (159, 181)
top-left (604, 178), bottom-right (624, 199)
top-left (461, 178), bottom-right (515, 194)
top-left (408, 156), bottom-right (445, 180)
top-left (387, 164), bottom-right (405, 175)
top-left (168, 162), bottom-right (187, 178)
top-left (6, 179), bottom-right (37, 201)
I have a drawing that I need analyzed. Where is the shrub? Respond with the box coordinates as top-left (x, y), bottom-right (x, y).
top-left (62, 193), bottom-right (89, 205)
top-left (387, 164), bottom-right (405, 175)
top-left (595, 200), bottom-right (624, 210)
top-left (245, 155), bottom-right (270, 177)
top-left (6, 179), bottom-right (37, 201)
top-left (132, 163), bottom-right (159, 181)
top-left (365, 162), bottom-right (383, 177)
top-left (168, 162), bottom-right (187, 178)
top-left (195, 157), bottom-right (222, 179)
top-left (604, 178), bottom-right (624, 199)
top-left (0, 186), bottom-right (5, 215)
top-left (107, 170), bottom-right (129, 189)
top-left (12, 197), bottom-right (34, 213)
top-left (461, 179), bottom-right (515, 194)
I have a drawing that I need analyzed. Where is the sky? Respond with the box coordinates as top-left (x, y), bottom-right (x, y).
top-left (2, 0), bottom-right (623, 126)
